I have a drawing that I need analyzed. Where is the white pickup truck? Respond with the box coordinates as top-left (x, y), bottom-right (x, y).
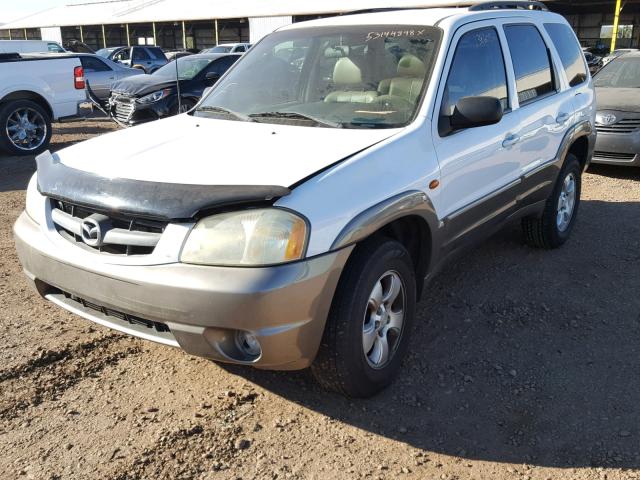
top-left (0, 53), bottom-right (89, 156)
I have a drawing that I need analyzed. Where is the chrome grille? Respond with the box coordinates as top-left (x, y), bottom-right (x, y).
top-left (593, 151), bottom-right (637, 162)
top-left (596, 118), bottom-right (640, 134)
top-left (51, 200), bottom-right (167, 256)
top-left (111, 94), bottom-right (135, 123)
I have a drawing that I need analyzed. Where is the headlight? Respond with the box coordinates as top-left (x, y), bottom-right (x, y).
top-left (137, 88), bottom-right (171, 104)
top-left (180, 209), bottom-right (308, 266)
top-left (25, 173), bottom-right (45, 225)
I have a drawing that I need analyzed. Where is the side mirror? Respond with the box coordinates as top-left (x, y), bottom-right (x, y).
top-left (449, 96), bottom-right (503, 130)
top-left (205, 72), bottom-right (221, 84)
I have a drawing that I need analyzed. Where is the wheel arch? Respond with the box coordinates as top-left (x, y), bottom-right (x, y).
top-left (331, 191), bottom-right (440, 298)
top-left (0, 90), bottom-right (53, 120)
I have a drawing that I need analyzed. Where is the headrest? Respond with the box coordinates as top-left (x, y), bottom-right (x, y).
top-left (397, 54), bottom-right (426, 77)
top-left (333, 57), bottom-right (362, 85)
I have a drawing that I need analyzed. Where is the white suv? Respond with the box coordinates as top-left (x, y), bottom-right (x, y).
top-left (15, 1), bottom-right (596, 397)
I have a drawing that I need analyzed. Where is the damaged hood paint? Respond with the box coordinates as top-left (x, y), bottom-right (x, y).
top-left (56, 114), bottom-right (398, 187)
top-left (111, 74), bottom-right (179, 97)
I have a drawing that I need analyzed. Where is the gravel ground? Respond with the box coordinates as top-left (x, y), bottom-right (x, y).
top-left (1, 118), bottom-right (639, 480)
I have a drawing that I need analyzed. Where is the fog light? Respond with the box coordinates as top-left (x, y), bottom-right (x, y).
top-left (235, 331), bottom-right (261, 357)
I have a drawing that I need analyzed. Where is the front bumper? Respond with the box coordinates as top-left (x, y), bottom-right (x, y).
top-left (592, 129), bottom-right (640, 167)
top-left (14, 212), bottom-right (352, 370)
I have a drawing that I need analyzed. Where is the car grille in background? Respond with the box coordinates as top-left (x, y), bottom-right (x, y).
top-left (51, 199), bottom-right (167, 255)
top-left (112, 95), bottom-right (135, 123)
top-left (596, 118), bottom-right (640, 134)
top-left (593, 151), bottom-right (637, 162)
top-left (61, 290), bottom-right (171, 334)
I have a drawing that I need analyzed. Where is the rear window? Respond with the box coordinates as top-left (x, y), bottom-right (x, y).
top-left (544, 23), bottom-right (588, 87)
top-left (504, 24), bottom-right (555, 105)
top-left (148, 47), bottom-right (166, 60)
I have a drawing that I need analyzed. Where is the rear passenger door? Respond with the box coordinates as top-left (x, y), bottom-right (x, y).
top-left (432, 23), bottom-right (522, 247)
top-left (502, 22), bottom-right (576, 204)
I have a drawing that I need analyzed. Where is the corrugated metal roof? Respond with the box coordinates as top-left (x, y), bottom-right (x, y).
top-left (1, 0), bottom-right (478, 29)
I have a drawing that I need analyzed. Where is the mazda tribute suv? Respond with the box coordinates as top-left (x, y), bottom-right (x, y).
top-left (14, 1), bottom-right (596, 397)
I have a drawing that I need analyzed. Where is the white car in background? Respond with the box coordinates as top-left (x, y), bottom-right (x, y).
top-left (0, 40), bottom-right (66, 54)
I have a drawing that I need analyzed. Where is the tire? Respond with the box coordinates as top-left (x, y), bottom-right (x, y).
top-left (522, 153), bottom-right (582, 249)
top-left (0, 99), bottom-right (52, 156)
top-left (311, 238), bottom-right (417, 398)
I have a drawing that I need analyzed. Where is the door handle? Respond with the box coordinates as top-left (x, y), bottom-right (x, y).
top-left (556, 112), bottom-right (571, 124)
top-left (502, 134), bottom-right (520, 148)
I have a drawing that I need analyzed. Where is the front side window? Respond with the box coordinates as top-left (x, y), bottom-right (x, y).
top-left (504, 24), bottom-right (555, 105)
top-left (440, 27), bottom-right (508, 119)
top-left (195, 25), bottom-right (441, 129)
top-left (544, 23), bottom-right (588, 87)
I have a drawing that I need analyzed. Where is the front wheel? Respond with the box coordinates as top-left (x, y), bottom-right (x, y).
top-left (311, 238), bottom-right (416, 398)
top-left (522, 153), bottom-right (582, 249)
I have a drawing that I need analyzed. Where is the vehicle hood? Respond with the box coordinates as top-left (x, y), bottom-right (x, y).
top-left (111, 74), bottom-right (180, 96)
top-left (56, 114), bottom-right (399, 187)
top-left (596, 87), bottom-right (640, 112)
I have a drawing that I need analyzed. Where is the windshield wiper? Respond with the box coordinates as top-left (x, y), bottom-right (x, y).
top-left (195, 106), bottom-right (252, 122)
top-left (249, 111), bottom-right (340, 128)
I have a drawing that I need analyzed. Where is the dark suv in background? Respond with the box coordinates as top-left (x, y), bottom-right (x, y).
top-left (96, 46), bottom-right (168, 73)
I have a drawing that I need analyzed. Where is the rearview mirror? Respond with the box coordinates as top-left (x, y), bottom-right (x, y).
top-left (449, 96), bottom-right (503, 130)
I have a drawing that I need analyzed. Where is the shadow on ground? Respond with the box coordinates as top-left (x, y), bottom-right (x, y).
top-left (225, 197), bottom-right (640, 470)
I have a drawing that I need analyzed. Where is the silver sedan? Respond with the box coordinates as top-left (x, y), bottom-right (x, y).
top-left (77, 53), bottom-right (144, 101)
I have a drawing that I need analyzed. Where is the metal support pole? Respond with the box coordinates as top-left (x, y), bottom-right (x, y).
top-left (79, 25), bottom-right (84, 43)
top-left (24, 28), bottom-right (28, 39)
top-left (102, 24), bottom-right (107, 48)
top-left (8, 29), bottom-right (12, 40)
top-left (214, 19), bottom-right (219, 45)
top-left (126, 24), bottom-right (131, 46)
top-left (182, 20), bottom-right (187, 49)
top-left (611, 0), bottom-right (623, 53)
top-left (152, 22), bottom-right (157, 46)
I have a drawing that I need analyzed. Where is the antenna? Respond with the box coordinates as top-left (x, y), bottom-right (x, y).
top-left (175, 51), bottom-right (182, 113)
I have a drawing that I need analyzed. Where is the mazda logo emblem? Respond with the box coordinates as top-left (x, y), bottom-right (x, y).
top-left (81, 218), bottom-right (103, 247)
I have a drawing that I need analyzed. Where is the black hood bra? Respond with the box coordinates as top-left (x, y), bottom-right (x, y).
top-left (35, 152), bottom-right (291, 221)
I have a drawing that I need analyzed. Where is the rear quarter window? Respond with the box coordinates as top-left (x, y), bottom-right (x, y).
top-left (148, 47), bottom-right (167, 60)
top-left (544, 23), bottom-right (588, 87)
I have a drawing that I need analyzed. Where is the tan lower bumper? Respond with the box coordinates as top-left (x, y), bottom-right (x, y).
top-left (14, 212), bottom-right (352, 370)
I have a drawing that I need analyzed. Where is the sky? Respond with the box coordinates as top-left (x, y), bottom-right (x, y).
top-left (1, 0), bottom-right (71, 24)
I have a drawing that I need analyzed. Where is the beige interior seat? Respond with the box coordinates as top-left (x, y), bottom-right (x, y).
top-left (324, 57), bottom-right (378, 104)
top-left (377, 54), bottom-right (427, 104)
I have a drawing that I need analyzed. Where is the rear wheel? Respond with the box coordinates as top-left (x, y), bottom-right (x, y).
top-left (522, 153), bottom-right (582, 249)
top-left (311, 238), bottom-right (416, 398)
top-left (0, 100), bottom-right (52, 156)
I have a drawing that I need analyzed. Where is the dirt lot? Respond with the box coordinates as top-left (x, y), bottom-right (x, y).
top-left (1, 119), bottom-right (639, 480)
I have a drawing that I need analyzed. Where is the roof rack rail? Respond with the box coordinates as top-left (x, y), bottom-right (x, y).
top-left (469, 1), bottom-right (548, 11)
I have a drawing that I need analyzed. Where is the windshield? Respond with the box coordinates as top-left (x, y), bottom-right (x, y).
top-left (96, 48), bottom-right (114, 58)
top-left (195, 25), bottom-right (441, 129)
top-left (152, 56), bottom-right (213, 80)
top-left (594, 57), bottom-right (640, 88)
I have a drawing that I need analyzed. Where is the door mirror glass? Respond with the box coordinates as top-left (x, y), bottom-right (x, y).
top-left (450, 96), bottom-right (503, 130)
